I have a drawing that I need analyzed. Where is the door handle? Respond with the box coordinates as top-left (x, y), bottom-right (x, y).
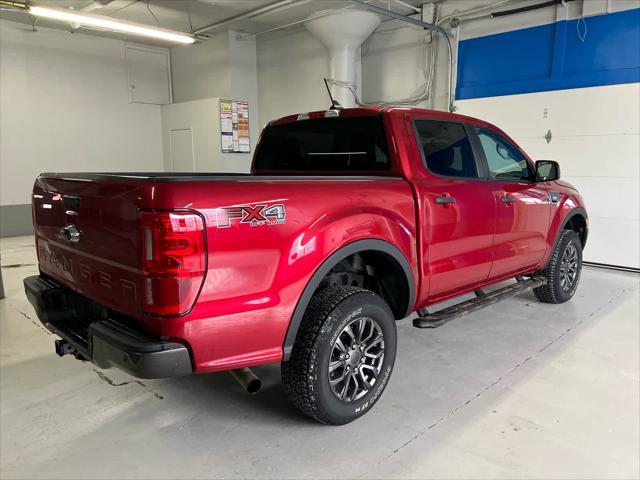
top-left (435, 195), bottom-right (456, 205)
top-left (500, 195), bottom-right (516, 204)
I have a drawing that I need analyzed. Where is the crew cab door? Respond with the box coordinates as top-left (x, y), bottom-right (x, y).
top-left (472, 126), bottom-right (551, 278)
top-left (407, 117), bottom-right (496, 301)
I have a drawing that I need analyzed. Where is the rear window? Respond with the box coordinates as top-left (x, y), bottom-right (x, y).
top-left (254, 117), bottom-right (390, 172)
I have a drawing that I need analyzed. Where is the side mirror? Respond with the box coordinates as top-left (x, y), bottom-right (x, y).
top-left (535, 160), bottom-right (560, 182)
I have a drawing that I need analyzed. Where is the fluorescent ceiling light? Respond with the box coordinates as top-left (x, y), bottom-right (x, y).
top-left (29, 5), bottom-right (195, 44)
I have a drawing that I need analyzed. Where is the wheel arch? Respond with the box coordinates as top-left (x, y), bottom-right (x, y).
top-left (562, 208), bottom-right (588, 248)
top-left (558, 207), bottom-right (588, 248)
top-left (282, 239), bottom-right (415, 361)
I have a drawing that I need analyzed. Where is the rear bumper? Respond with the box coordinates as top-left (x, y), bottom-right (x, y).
top-left (23, 275), bottom-right (192, 379)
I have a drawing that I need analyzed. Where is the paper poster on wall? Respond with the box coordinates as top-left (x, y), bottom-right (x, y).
top-left (220, 99), bottom-right (250, 153)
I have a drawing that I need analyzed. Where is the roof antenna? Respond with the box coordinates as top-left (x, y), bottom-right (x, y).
top-left (324, 78), bottom-right (343, 110)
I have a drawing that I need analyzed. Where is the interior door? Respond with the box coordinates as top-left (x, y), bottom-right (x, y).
top-left (411, 119), bottom-right (497, 300)
top-left (473, 126), bottom-right (551, 278)
top-left (169, 128), bottom-right (195, 172)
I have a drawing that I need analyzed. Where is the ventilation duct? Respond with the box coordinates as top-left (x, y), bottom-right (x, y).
top-left (305, 10), bottom-right (380, 108)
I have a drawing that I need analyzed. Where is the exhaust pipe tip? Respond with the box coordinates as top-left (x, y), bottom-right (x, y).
top-left (245, 377), bottom-right (262, 395)
top-left (229, 368), bottom-right (262, 395)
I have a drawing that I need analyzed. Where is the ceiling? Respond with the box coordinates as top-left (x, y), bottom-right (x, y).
top-left (0, 0), bottom-right (428, 45)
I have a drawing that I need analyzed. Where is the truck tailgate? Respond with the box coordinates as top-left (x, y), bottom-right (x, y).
top-left (32, 175), bottom-right (144, 317)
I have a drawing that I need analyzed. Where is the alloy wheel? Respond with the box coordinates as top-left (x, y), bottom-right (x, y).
top-left (328, 317), bottom-right (385, 402)
top-left (559, 243), bottom-right (579, 291)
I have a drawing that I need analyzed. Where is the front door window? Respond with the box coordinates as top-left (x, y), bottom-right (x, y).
top-left (476, 127), bottom-right (531, 181)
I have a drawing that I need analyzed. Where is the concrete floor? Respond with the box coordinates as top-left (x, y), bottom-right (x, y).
top-left (1, 235), bottom-right (639, 480)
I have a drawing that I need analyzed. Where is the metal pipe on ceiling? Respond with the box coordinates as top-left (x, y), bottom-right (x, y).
top-left (207, 0), bottom-right (412, 39)
top-left (194, 0), bottom-right (311, 36)
top-left (348, 0), bottom-right (455, 112)
top-left (392, 0), bottom-right (421, 14)
top-left (236, 3), bottom-right (363, 40)
top-left (349, 0), bottom-right (450, 39)
top-left (491, 0), bottom-right (576, 17)
top-left (436, 0), bottom-right (514, 26)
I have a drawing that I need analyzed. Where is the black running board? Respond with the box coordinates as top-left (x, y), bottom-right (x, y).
top-left (413, 276), bottom-right (546, 329)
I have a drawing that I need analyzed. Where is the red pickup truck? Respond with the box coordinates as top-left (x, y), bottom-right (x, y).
top-left (24, 107), bottom-right (587, 424)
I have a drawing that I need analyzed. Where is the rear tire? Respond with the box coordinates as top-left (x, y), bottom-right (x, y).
top-left (282, 286), bottom-right (397, 425)
top-left (534, 230), bottom-right (582, 304)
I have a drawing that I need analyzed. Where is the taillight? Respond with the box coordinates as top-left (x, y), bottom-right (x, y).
top-left (140, 210), bottom-right (206, 316)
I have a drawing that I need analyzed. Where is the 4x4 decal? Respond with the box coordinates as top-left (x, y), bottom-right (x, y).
top-left (214, 204), bottom-right (286, 228)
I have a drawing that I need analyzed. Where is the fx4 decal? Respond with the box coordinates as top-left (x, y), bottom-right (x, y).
top-left (215, 204), bottom-right (286, 228)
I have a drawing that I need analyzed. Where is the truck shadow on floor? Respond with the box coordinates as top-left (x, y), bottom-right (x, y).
top-left (151, 362), bottom-right (308, 423)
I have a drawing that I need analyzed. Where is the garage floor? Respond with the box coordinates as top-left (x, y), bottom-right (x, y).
top-left (1, 235), bottom-right (639, 479)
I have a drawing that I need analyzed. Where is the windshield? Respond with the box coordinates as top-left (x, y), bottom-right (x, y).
top-left (253, 116), bottom-right (390, 173)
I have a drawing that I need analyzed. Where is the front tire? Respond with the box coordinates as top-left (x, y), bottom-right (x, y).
top-left (282, 286), bottom-right (397, 425)
top-left (534, 229), bottom-right (582, 304)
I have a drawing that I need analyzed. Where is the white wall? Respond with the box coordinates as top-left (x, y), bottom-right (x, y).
top-left (457, 84), bottom-right (640, 269)
top-left (257, 28), bottom-right (331, 126)
top-left (161, 97), bottom-right (252, 173)
top-left (0, 20), bottom-right (165, 207)
top-left (171, 30), bottom-right (230, 104)
top-left (229, 31), bottom-right (260, 160)
top-left (169, 30), bottom-right (258, 170)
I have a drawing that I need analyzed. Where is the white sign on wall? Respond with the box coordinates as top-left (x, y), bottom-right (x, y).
top-left (220, 99), bottom-right (250, 153)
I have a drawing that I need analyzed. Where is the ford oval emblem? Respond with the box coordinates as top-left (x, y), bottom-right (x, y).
top-left (59, 224), bottom-right (80, 244)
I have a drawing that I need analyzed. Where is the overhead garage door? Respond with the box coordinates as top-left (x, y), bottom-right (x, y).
top-left (455, 6), bottom-right (640, 269)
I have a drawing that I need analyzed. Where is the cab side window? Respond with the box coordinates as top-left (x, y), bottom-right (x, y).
top-left (476, 127), bottom-right (531, 180)
top-left (415, 120), bottom-right (478, 178)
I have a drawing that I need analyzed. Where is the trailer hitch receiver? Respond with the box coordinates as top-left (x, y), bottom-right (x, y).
top-left (54, 339), bottom-right (76, 357)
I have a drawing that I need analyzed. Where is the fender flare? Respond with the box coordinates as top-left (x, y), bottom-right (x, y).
top-left (282, 239), bottom-right (415, 361)
top-left (543, 207), bottom-right (588, 270)
top-left (556, 207), bottom-right (588, 248)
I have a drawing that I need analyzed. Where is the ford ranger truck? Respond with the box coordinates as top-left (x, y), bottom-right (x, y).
top-left (23, 107), bottom-right (588, 425)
